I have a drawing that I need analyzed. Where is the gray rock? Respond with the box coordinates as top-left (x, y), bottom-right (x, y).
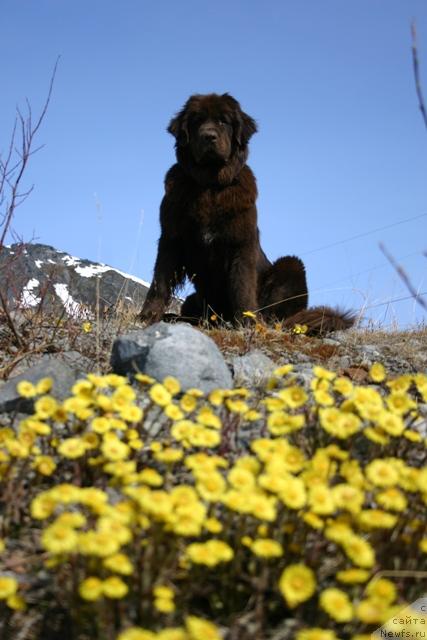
top-left (0, 354), bottom-right (83, 414)
top-left (322, 338), bottom-right (341, 347)
top-left (111, 322), bottom-right (232, 392)
top-left (359, 344), bottom-right (381, 358)
top-left (232, 350), bottom-right (275, 388)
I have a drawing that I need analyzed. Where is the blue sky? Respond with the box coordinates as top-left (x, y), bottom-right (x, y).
top-left (1, 0), bottom-right (426, 328)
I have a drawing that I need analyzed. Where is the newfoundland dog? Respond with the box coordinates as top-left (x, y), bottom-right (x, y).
top-left (140, 93), bottom-right (354, 334)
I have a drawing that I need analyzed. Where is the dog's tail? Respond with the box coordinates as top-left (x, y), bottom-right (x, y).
top-left (282, 306), bottom-right (356, 335)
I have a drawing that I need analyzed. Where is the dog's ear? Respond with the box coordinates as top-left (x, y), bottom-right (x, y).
top-left (235, 110), bottom-right (257, 146)
top-left (167, 109), bottom-right (189, 145)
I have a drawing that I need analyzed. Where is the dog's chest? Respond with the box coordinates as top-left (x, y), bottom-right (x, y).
top-left (190, 190), bottom-right (233, 246)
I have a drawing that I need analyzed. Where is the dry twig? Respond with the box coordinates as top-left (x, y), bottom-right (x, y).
top-left (411, 21), bottom-right (427, 130)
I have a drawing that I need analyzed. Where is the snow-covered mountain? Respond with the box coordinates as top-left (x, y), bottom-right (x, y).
top-left (0, 243), bottom-right (154, 318)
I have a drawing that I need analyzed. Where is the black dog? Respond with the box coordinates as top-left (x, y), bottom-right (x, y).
top-left (140, 93), bottom-right (354, 334)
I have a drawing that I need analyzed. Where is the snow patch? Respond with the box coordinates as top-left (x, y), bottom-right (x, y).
top-left (20, 279), bottom-right (41, 308)
top-left (60, 251), bottom-right (150, 288)
top-left (53, 283), bottom-right (92, 318)
top-left (75, 264), bottom-right (111, 278)
top-left (62, 254), bottom-right (81, 267)
top-left (35, 260), bottom-right (44, 268)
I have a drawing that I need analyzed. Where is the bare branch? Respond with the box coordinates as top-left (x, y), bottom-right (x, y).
top-left (411, 21), bottom-right (427, 130)
top-left (0, 56), bottom-right (60, 247)
top-left (379, 242), bottom-right (427, 312)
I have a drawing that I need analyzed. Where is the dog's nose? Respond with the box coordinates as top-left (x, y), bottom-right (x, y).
top-left (201, 130), bottom-right (218, 143)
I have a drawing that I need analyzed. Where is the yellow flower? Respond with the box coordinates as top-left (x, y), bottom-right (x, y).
top-left (228, 467), bottom-right (256, 491)
top-left (366, 577), bottom-right (396, 604)
top-left (203, 517), bottom-right (223, 534)
top-left (343, 535), bottom-right (375, 568)
top-left (117, 628), bottom-right (156, 640)
top-left (164, 404), bottom-right (184, 421)
top-left (278, 386), bottom-right (308, 408)
top-left (42, 524), bottom-right (78, 554)
top-left (157, 629), bottom-right (188, 640)
top-left (103, 553), bottom-right (133, 575)
top-left (102, 576), bottom-right (128, 599)
top-left (267, 411), bottom-right (305, 435)
top-left (101, 437), bottom-right (130, 461)
top-left (154, 447), bottom-right (184, 464)
top-left (58, 437), bottom-right (86, 459)
top-left (386, 392), bottom-right (415, 415)
top-left (403, 429), bottom-right (422, 442)
top-left (208, 390), bottom-right (225, 406)
top-left (154, 597), bottom-right (176, 613)
top-left (273, 364), bottom-right (294, 377)
top-left (50, 483), bottom-right (81, 504)
top-left (196, 471), bottom-right (226, 501)
top-left (242, 310), bottom-right (256, 319)
top-left (149, 383), bottom-right (172, 407)
top-left (197, 408), bottom-right (222, 429)
top-left (313, 366), bottom-right (336, 381)
top-left (226, 399), bottom-right (249, 414)
top-left (78, 531), bottom-right (120, 557)
top-left (356, 598), bottom-right (388, 624)
top-left (313, 390), bottom-right (335, 406)
top-left (163, 376), bottom-right (181, 396)
top-left (185, 616), bottom-right (222, 640)
top-left (332, 483), bottom-right (364, 514)
top-left (6, 592), bottom-right (26, 611)
top-left (16, 380), bottom-right (37, 398)
top-left (278, 563), bottom-right (316, 607)
top-left (293, 323), bottom-right (308, 334)
top-left (279, 476), bottom-right (307, 509)
top-left (302, 512), bottom-right (324, 529)
top-left (336, 568), bottom-right (370, 584)
top-left (387, 374), bottom-right (412, 393)
top-left (296, 630), bottom-right (339, 640)
top-left (186, 540), bottom-right (233, 567)
top-left (250, 538), bottom-right (283, 558)
top-left (369, 362), bottom-right (387, 382)
top-left (34, 395), bottom-right (58, 419)
top-left (376, 411), bottom-right (405, 436)
top-left (120, 405), bottom-right (143, 423)
top-left (33, 455), bottom-right (57, 476)
top-left (319, 587), bottom-right (353, 622)
top-left (190, 426), bottom-right (221, 448)
top-left (333, 376), bottom-right (354, 396)
top-left (35, 377), bottom-right (53, 394)
top-left (139, 468), bottom-right (164, 487)
top-left (249, 494), bottom-right (277, 521)
top-left (358, 509), bottom-right (397, 529)
top-left (79, 576), bottom-right (103, 601)
top-left (153, 585), bottom-right (174, 600)
top-left (135, 373), bottom-right (155, 385)
top-left (376, 487), bottom-right (407, 512)
top-left (82, 321), bottom-right (92, 333)
top-left (308, 485), bottom-right (335, 515)
top-left (0, 576), bottom-right (18, 599)
top-left (180, 393), bottom-right (199, 412)
top-left (366, 459), bottom-right (399, 488)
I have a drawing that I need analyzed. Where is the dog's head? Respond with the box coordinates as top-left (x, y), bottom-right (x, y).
top-left (168, 94), bottom-right (257, 184)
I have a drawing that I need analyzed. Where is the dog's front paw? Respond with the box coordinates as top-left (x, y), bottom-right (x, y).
top-left (138, 300), bottom-right (165, 325)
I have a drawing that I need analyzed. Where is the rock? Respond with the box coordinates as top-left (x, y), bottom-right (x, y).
top-left (111, 322), bottom-right (232, 392)
top-left (359, 344), bottom-right (381, 359)
top-left (231, 350), bottom-right (275, 387)
top-left (0, 354), bottom-right (84, 414)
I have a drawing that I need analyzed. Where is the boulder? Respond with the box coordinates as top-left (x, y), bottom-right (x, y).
top-left (111, 322), bottom-right (232, 393)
